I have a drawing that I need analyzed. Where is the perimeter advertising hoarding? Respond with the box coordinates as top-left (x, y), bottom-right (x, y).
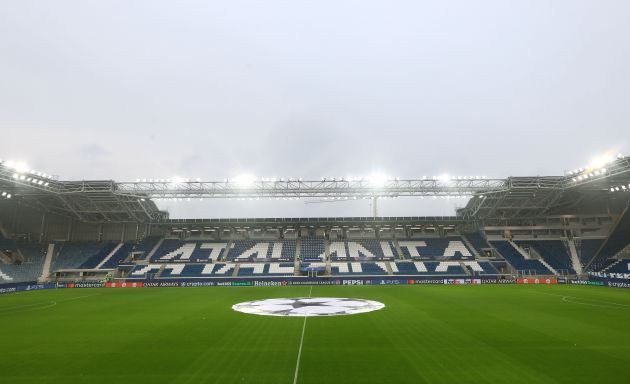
top-left (517, 278), bottom-right (557, 285)
top-left (0, 282), bottom-right (62, 294)
top-left (104, 282), bottom-right (143, 288)
top-left (20, 275), bottom-right (630, 294)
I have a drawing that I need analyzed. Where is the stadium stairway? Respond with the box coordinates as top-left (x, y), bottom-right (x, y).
top-left (154, 264), bottom-right (166, 278)
top-left (324, 240), bottom-right (332, 275)
top-left (458, 261), bottom-right (472, 275)
top-left (232, 263), bottom-right (240, 276)
top-left (293, 256), bottom-right (300, 276)
top-left (536, 257), bottom-right (558, 275)
top-left (393, 239), bottom-right (404, 260)
top-left (509, 240), bottom-right (530, 259)
top-left (518, 243), bottom-right (559, 275)
top-left (295, 238), bottom-right (302, 261)
top-left (461, 236), bottom-right (481, 258)
top-left (566, 240), bottom-right (584, 275)
top-left (95, 243), bottom-right (124, 269)
top-left (38, 243), bottom-right (54, 282)
top-left (145, 238), bottom-right (164, 261)
top-left (220, 239), bottom-right (234, 262)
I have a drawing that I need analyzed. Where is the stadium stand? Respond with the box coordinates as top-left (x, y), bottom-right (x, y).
top-left (152, 240), bottom-right (228, 263)
top-left (300, 237), bottom-right (325, 261)
top-left (398, 237), bottom-right (473, 260)
top-left (576, 238), bottom-right (605, 264)
top-left (135, 236), bottom-right (162, 259)
top-left (225, 240), bottom-right (295, 262)
top-left (79, 242), bottom-right (118, 269)
top-left (330, 262), bottom-right (388, 275)
top-left (604, 259), bottom-right (630, 273)
top-left (391, 261), bottom-right (467, 275)
top-left (226, 240), bottom-right (270, 261)
top-left (463, 232), bottom-right (492, 256)
top-left (514, 240), bottom-right (575, 274)
top-left (129, 263), bottom-right (237, 278)
top-left (489, 240), bottom-right (553, 275)
top-left (329, 240), bottom-right (396, 260)
top-left (51, 242), bottom-right (113, 271)
top-left (0, 243), bottom-right (46, 283)
top-left (476, 261), bottom-right (500, 274)
top-left (99, 242), bottom-right (134, 269)
top-left (237, 263), bottom-right (295, 276)
top-left (588, 210), bottom-right (630, 271)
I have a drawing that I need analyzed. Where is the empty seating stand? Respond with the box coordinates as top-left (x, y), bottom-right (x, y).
top-left (330, 262), bottom-right (389, 275)
top-left (226, 240), bottom-right (296, 262)
top-left (515, 240), bottom-right (575, 274)
top-left (329, 240), bottom-right (396, 261)
top-left (576, 238), bottom-right (605, 265)
top-left (0, 244), bottom-right (46, 283)
top-left (152, 240), bottom-right (228, 263)
top-left (489, 241), bottom-right (553, 275)
top-left (464, 232), bottom-right (492, 256)
top-left (79, 242), bottom-right (118, 269)
top-left (392, 261), bottom-right (465, 275)
top-left (51, 242), bottom-right (113, 271)
top-left (300, 237), bottom-right (325, 261)
top-left (605, 260), bottom-right (630, 274)
top-left (397, 237), bottom-right (474, 260)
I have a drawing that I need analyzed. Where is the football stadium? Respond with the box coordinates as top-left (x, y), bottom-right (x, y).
top-left (1, 155), bottom-right (630, 383)
top-left (3, 1), bottom-right (630, 383)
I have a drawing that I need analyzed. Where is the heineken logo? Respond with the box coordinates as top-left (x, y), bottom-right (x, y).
top-left (232, 297), bottom-right (385, 317)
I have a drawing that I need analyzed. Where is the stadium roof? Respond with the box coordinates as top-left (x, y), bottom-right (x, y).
top-left (1, 155), bottom-right (629, 224)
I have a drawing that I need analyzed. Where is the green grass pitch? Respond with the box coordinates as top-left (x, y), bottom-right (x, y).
top-left (2, 284), bottom-right (630, 383)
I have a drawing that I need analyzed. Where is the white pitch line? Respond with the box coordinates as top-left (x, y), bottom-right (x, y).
top-left (293, 285), bottom-right (312, 384)
top-left (529, 291), bottom-right (630, 309)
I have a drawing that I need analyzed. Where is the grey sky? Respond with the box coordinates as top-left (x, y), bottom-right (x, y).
top-left (1, 1), bottom-right (629, 218)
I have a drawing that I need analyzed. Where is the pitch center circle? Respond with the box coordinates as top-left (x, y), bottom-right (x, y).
top-left (232, 297), bottom-right (385, 317)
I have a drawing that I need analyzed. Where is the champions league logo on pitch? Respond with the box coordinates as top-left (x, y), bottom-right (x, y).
top-left (232, 298), bottom-right (385, 317)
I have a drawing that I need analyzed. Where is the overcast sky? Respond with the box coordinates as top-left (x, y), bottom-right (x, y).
top-left (1, 1), bottom-right (629, 218)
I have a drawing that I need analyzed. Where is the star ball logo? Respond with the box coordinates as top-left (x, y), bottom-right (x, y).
top-left (232, 297), bottom-right (385, 317)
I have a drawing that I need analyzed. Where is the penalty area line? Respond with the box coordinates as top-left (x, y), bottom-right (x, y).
top-left (292, 285), bottom-right (312, 384)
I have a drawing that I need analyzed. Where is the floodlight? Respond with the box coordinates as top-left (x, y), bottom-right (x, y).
top-left (232, 174), bottom-right (256, 187)
top-left (367, 172), bottom-right (389, 187)
top-left (611, 187), bottom-right (615, 192)
top-left (437, 174), bottom-right (450, 182)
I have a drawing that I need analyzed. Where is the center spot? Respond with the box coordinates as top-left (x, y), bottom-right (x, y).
top-left (232, 297), bottom-right (385, 317)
